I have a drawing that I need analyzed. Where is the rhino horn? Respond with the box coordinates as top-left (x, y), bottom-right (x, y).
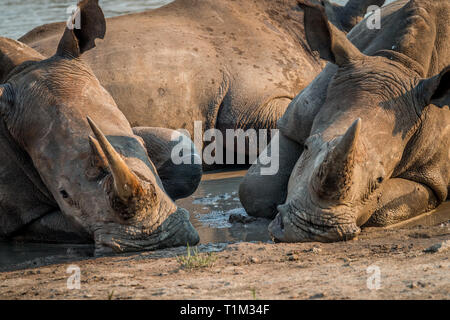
top-left (86, 116), bottom-right (143, 202)
top-left (314, 118), bottom-right (361, 200)
top-left (88, 135), bottom-right (109, 170)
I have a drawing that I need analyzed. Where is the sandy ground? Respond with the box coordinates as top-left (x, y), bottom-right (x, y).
top-left (0, 221), bottom-right (449, 300)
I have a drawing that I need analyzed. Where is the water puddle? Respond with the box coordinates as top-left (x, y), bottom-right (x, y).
top-left (0, 242), bottom-right (93, 271)
top-left (177, 170), bottom-right (272, 244)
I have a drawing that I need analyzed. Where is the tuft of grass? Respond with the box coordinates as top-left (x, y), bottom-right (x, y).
top-left (107, 290), bottom-right (114, 300)
top-left (250, 288), bottom-right (257, 300)
top-left (177, 244), bottom-right (217, 270)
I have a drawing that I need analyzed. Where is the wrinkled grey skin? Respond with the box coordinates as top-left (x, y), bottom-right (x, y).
top-left (0, 0), bottom-right (200, 255)
top-left (240, 0), bottom-right (450, 242)
top-left (19, 0), bottom-right (384, 157)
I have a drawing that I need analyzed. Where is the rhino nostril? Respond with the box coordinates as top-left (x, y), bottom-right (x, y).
top-left (275, 214), bottom-right (285, 232)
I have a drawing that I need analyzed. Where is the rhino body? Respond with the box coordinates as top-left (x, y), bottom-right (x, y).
top-left (0, 0), bottom-right (201, 254)
top-left (240, 0), bottom-right (450, 241)
top-left (19, 0), bottom-right (383, 156)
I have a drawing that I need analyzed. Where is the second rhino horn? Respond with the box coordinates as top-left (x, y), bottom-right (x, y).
top-left (314, 118), bottom-right (361, 200)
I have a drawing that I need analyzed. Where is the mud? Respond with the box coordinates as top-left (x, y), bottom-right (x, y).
top-left (0, 221), bottom-right (448, 299)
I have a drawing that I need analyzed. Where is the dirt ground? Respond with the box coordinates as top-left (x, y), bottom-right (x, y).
top-left (0, 221), bottom-right (449, 300)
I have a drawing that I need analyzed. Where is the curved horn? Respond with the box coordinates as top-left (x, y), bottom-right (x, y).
top-left (86, 116), bottom-right (143, 202)
top-left (314, 118), bottom-right (361, 200)
top-left (88, 135), bottom-right (109, 170)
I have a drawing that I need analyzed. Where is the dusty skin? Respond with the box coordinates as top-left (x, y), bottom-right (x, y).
top-left (0, 219), bottom-right (449, 300)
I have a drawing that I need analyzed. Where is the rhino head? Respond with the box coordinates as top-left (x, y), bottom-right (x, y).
top-left (0, 0), bottom-right (199, 254)
top-left (270, 1), bottom-right (450, 242)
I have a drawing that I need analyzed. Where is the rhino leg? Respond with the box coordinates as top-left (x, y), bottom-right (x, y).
top-left (363, 178), bottom-right (440, 227)
top-left (132, 127), bottom-right (202, 200)
top-left (239, 132), bottom-right (303, 219)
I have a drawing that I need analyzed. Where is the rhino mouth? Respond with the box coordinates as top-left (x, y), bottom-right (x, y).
top-left (268, 201), bottom-right (360, 243)
top-left (93, 208), bottom-right (200, 256)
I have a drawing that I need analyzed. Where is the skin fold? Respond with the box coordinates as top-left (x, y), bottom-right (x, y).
top-left (240, 0), bottom-right (450, 243)
top-left (0, 0), bottom-right (201, 255)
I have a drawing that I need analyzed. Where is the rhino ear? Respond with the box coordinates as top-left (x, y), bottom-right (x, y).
top-left (56, 0), bottom-right (106, 58)
top-left (298, 0), bottom-right (364, 66)
top-left (419, 66), bottom-right (450, 108)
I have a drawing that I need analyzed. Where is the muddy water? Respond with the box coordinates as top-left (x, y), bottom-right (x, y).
top-left (0, 242), bottom-right (94, 271)
top-left (177, 170), bottom-right (271, 245)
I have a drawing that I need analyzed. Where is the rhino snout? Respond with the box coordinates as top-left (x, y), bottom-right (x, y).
top-left (269, 202), bottom-right (361, 243)
top-left (93, 208), bottom-right (199, 256)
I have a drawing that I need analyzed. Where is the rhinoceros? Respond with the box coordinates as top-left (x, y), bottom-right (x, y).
top-left (18, 0), bottom-right (384, 158)
top-left (240, 0), bottom-right (450, 242)
top-left (0, 0), bottom-right (201, 254)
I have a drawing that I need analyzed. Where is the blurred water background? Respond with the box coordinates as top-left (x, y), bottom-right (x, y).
top-left (0, 0), bottom-right (172, 40)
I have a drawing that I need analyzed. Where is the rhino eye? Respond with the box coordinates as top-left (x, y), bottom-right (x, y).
top-left (60, 190), bottom-right (70, 199)
top-left (377, 177), bottom-right (384, 184)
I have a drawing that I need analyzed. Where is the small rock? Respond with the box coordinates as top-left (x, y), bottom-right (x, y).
top-left (424, 240), bottom-right (450, 253)
top-left (418, 281), bottom-right (427, 288)
top-left (187, 285), bottom-right (199, 290)
top-left (305, 247), bottom-right (322, 254)
top-left (408, 281), bottom-right (427, 289)
top-left (309, 293), bottom-right (325, 299)
top-left (250, 257), bottom-right (259, 264)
